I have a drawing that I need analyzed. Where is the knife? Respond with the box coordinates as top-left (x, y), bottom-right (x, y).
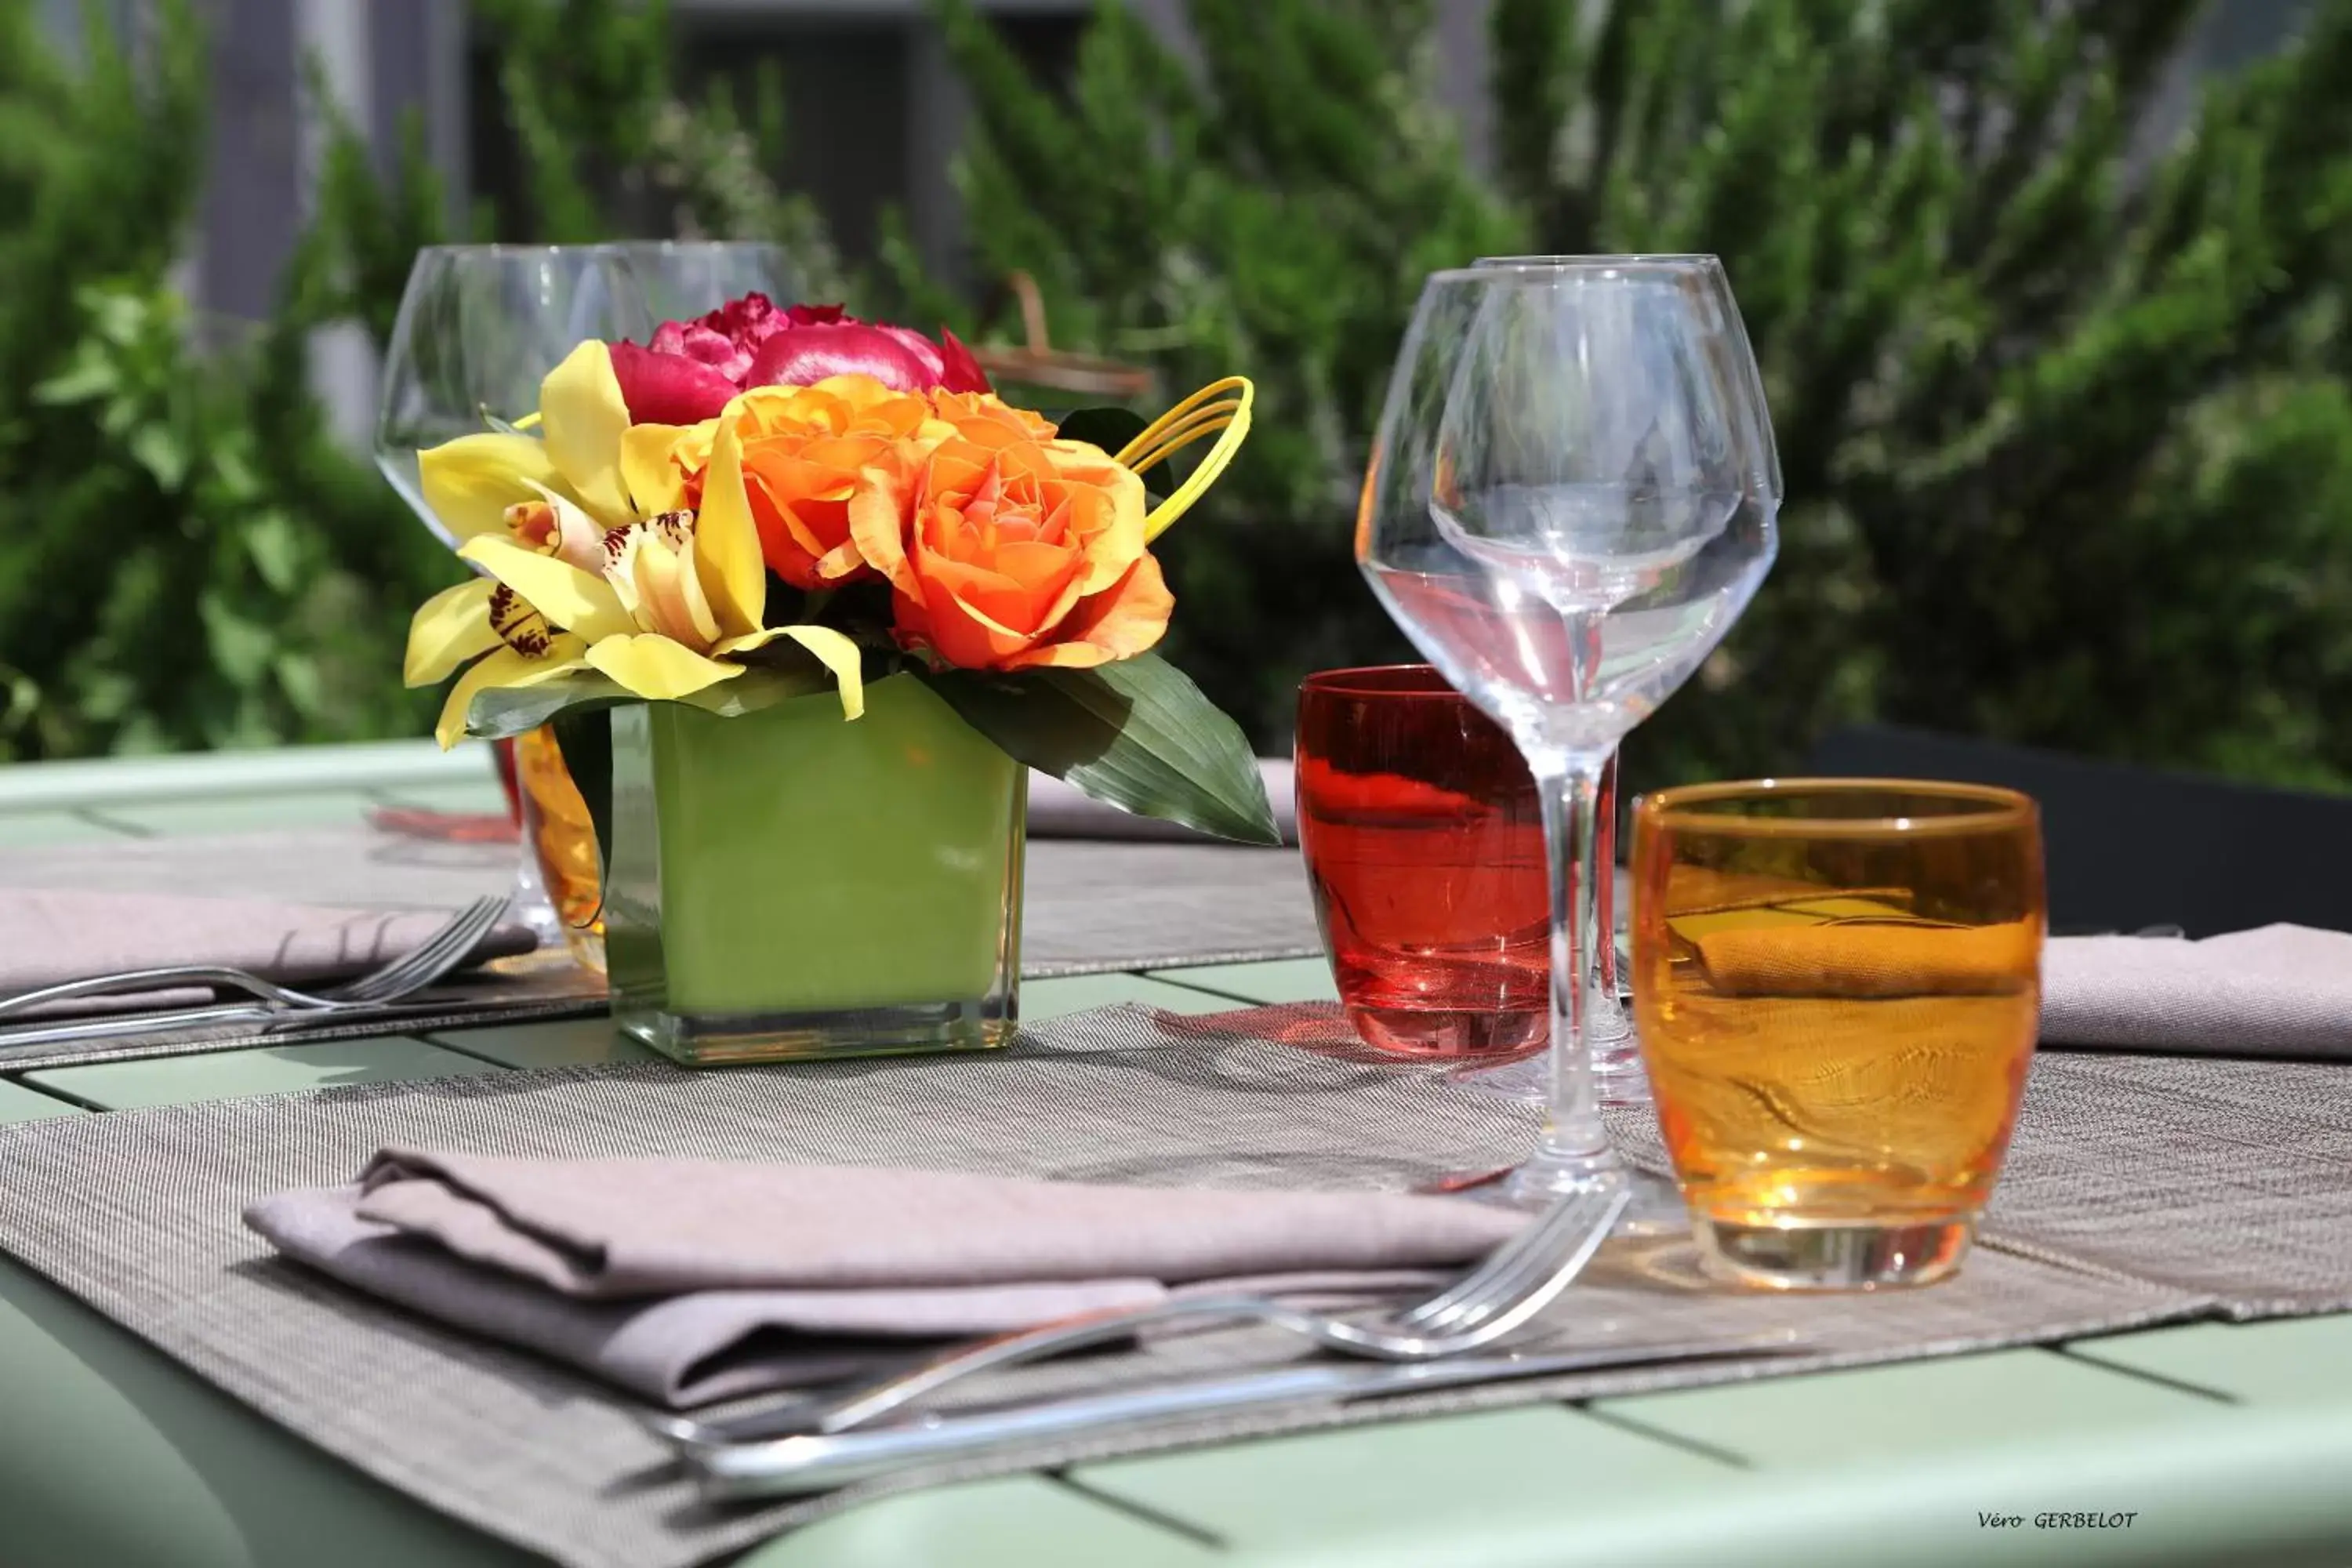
top-left (0, 996), bottom-right (462, 1054)
top-left (681, 1332), bottom-right (1810, 1500)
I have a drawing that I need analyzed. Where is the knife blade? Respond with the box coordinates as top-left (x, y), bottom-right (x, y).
top-left (683, 1331), bottom-right (1810, 1500)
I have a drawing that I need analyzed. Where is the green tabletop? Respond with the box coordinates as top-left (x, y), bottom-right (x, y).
top-left (2, 742), bottom-right (2350, 1566)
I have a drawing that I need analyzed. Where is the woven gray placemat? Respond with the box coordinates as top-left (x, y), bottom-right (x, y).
top-left (0, 1005), bottom-right (2290, 1568)
top-left (0, 837), bottom-right (1321, 1073)
top-left (0, 830), bottom-right (1319, 977)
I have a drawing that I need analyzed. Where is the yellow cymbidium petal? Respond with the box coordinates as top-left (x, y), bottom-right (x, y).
top-left (619, 421), bottom-right (705, 517)
top-left (714, 624), bottom-right (866, 720)
top-left (582, 633), bottom-right (746, 702)
top-left (459, 535), bottom-right (634, 643)
top-left (432, 641), bottom-right (589, 750)
top-left (418, 434), bottom-right (561, 542)
top-left (515, 478), bottom-right (613, 573)
top-left (694, 402), bottom-right (766, 639)
top-left (612, 524), bottom-right (721, 649)
top-left (539, 340), bottom-right (633, 526)
top-left (404, 578), bottom-right (499, 688)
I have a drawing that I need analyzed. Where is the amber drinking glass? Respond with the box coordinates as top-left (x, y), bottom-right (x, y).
top-left (1297, 666), bottom-right (1617, 1062)
top-left (1632, 780), bottom-right (2044, 1290)
top-left (511, 728), bottom-right (607, 975)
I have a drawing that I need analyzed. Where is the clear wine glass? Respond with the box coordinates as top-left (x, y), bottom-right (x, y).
top-left (1359, 256), bottom-right (1781, 1210)
top-left (599, 240), bottom-right (800, 324)
top-left (376, 245), bottom-right (652, 548)
top-left (375, 247), bottom-right (653, 944)
top-left (1475, 256), bottom-right (1658, 1100)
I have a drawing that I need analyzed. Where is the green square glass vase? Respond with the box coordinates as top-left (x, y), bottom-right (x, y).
top-left (604, 673), bottom-right (1024, 1064)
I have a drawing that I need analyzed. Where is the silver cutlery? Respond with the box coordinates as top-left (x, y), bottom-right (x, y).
top-left (0, 897), bottom-right (509, 1050)
top-left (652, 1183), bottom-right (1630, 1450)
top-left (681, 1331), bottom-right (1811, 1501)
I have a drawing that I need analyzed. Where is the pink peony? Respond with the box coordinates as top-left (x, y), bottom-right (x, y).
top-left (609, 295), bottom-right (989, 425)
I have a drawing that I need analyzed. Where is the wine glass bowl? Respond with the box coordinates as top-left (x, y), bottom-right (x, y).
top-left (374, 245), bottom-right (653, 548)
top-left (1358, 256), bottom-right (1782, 1207)
top-left (600, 240), bottom-right (800, 325)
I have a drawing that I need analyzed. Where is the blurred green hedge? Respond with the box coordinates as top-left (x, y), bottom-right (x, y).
top-left (929, 0), bottom-right (2352, 792)
top-left (5, 0), bottom-right (2350, 797)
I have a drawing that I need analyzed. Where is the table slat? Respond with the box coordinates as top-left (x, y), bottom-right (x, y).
top-left (370, 779), bottom-right (514, 815)
top-left (427, 1016), bottom-right (660, 1069)
top-left (0, 1256), bottom-right (537, 1568)
top-left (22, 1036), bottom-right (505, 1111)
top-left (1072, 1405), bottom-right (1722, 1552)
top-left (2064, 1317), bottom-right (2352, 1406)
top-left (1207, 1400), bottom-right (2352, 1568)
top-left (82, 791), bottom-right (383, 839)
top-left (1024, 973), bottom-right (1240, 1021)
top-left (1589, 1346), bottom-right (2220, 1467)
top-left (735, 1475), bottom-right (1217, 1567)
top-left (0, 1080), bottom-right (83, 1124)
top-left (0, 809), bottom-right (135, 847)
top-left (1143, 958), bottom-right (1338, 1005)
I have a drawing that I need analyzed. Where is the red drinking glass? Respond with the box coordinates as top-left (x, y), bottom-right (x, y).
top-left (1297, 665), bottom-right (1617, 1062)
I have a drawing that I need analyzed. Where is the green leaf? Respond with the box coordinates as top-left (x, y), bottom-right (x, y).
top-left (242, 510), bottom-right (303, 592)
top-left (1053, 405), bottom-right (1174, 500)
top-left (920, 652), bottom-right (1279, 844)
top-left (272, 650), bottom-right (325, 716)
top-left (1054, 405), bottom-right (1149, 455)
top-left (198, 593), bottom-right (274, 684)
top-left (31, 354), bottom-right (115, 406)
top-left (550, 703), bottom-right (613, 904)
top-left (479, 403), bottom-right (534, 438)
top-left (463, 666), bottom-right (825, 742)
top-left (465, 670), bottom-right (633, 741)
top-left (679, 664), bottom-right (837, 717)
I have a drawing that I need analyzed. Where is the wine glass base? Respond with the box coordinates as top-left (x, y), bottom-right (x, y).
top-left (1613, 1166), bottom-right (1690, 1236)
top-left (1593, 1051), bottom-right (1653, 1107)
top-left (510, 862), bottom-right (565, 946)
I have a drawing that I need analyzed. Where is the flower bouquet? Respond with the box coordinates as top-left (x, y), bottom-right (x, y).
top-left (402, 295), bottom-right (1271, 1063)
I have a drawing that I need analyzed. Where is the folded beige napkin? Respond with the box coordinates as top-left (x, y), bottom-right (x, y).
top-left (2042, 924), bottom-right (2352, 1056)
top-left (0, 889), bottom-right (537, 1014)
top-left (1027, 759), bottom-right (1298, 844)
top-left (245, 1148), bottom-right (1519, 1406)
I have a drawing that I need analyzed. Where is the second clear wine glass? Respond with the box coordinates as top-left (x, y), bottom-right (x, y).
top-left (375, 246), bottom-right (653, 950)
top-left (1358, 256), bottom-right (1781, 1209)
top-left (376, 245), bottom-right (653, 545)
top-left (601, 240), bottom-right (800, 324)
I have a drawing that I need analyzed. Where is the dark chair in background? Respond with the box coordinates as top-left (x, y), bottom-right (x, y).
top-left (1803, 726), bottom-right (2352, 938)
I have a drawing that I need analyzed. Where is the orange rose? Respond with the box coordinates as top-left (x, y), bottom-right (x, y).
top-left (722, 376), bottom-right (950, 590)
top-left (863, 430), bottom-right (1170, 672)
top-left (928, 389), bottom-right (1058, 445)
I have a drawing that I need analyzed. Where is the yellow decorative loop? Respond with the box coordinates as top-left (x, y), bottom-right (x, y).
top-left (1117, 377), bottom-right (1254, 543)
top-left (1123, 401), bottom-right (1243, 476)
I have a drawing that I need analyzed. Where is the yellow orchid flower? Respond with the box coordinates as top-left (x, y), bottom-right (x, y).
top-left (406, 579), bottom-right (591, 748)
top-left (405, 355), bottom-right (865, 746)
top-left (445, 409), bottom-right (862, 723)
top-left (416, 340), bottom-right (636, 539)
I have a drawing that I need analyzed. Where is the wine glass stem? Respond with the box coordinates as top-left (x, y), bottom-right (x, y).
top-left (1595, 747), bottom-right (1621, 998)
top-left (1530, 753), bottom-right (1624, 1185)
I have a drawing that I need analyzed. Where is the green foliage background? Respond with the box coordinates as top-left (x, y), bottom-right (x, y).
top-left (5, 0), bottom-right (2351, 797)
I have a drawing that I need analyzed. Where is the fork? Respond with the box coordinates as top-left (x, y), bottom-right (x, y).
top-left (0, 896), bottom-right (509, 1030)
top-left (652, 1182), bottom-right (1630, 1448)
